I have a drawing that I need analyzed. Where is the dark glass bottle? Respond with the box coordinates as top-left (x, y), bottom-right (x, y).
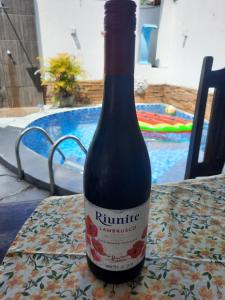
top-left (83, 0), bottom-right (151, 283)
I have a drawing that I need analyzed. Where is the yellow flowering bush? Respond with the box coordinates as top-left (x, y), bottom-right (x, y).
top-left (39, 53), bottom-right (84, 105)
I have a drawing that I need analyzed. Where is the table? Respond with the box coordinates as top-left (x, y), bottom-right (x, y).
top-left (1, 175), bottom-right (225, 299)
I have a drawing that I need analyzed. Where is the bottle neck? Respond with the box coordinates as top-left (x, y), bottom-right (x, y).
top-left (102, 31), bottom-right (136, 124)
top-left (102, 0), bottom-right (137, 122)
top-left (104, 32), bottom-right (135, 76)
top-left (104, 0), bottom-right (136, 75)
top-left (101, 75), bottom-right (137, 128)
top-left (103, 29), bottom-right (136, 110)
top-left (103, 74), bottom-right (135, 107)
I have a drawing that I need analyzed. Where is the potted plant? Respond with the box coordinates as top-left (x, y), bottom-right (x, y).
top-left (39, 53), bottom-right (84, 107)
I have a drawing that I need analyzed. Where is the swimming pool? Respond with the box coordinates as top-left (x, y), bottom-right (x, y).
top-left (23, 104), bottom-right (207, 184)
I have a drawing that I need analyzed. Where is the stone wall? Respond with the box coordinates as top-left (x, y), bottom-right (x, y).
top-left (162, 85), bottom-right (213, 120)
top-left (135, 84), bottom-right (213, 120)
top-left (45, 81), bottom-right (213, 120)
top-left (77, 80), bottom-right (104, 105)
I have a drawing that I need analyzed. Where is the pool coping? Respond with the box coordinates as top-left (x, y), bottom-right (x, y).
top-left (0, 103), bottom-right (195, 195)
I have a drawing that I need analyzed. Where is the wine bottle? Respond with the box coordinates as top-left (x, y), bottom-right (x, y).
top-left (83, 0), bottom-right (151, 283)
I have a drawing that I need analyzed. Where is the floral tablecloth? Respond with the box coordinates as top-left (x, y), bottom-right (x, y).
top-left (1, 175), bottom-right (225, 299)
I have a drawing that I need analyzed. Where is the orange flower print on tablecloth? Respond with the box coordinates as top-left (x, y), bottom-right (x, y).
top-left (167, 274), bottom-right (179, 285)
top-left (46, 281), bottom-right (60, 292)
top-left (168, 223), bottom-right (176, 233)
top-left (85, 215), bottom-right (98, 237)
top-left (14, 262), bottom-right (24, 272)
top-left (171, 261), bottom-right (188, 273)
top-left (205, 263), bottom-right (219, 273)
top-left (92, 286), bottom-right (105, 299)
top-left (31, 269), bottom-right (39, 277)
top-left (155, 231), bottom-right (165, 240)
top-left (150, 223), bottom-right (158, 230)
top-left (54, 226), bottom-right (64, 234)
top-left (174, 249), bottom-right (183, 256)
top-left (132, 292), bottom-right (156, 300)
top-left (40, 237), bottom-right (49, 245)
top-left (27, 235), bottom-right (36, 243)
top-left (2, 182), bottom-right (225, 300)
top-left (72, 242), bottom-right (85, 253)
top-left (64, 276), bottom-right (78, 289)
top-left (40, 203), bottom-right (51, 211)
top-left (8, 275), bottom-right (24, 288)
top-left (74, 232), bottom-right (83, 240)
top-left (178, 207), bottom-right (189, 214)
top-left (48, 296), bottom-right (61, 300)
top-left (207, 239), bottom-right (217, 247)
top-left (150, 281), bottom-right (164, 293)
top-left (74, 223), bottom-right (82, 229)
top-left (75, 262), bottom-right (89, 277)
top-left (212, 276), bottom-right (225, 288)
top-left (31, 293), bottom-right (48, 300)
top-left (199, 205), bottom-right (209, 215)
top-left (221, 241), bottom-right (225, 252)
top-left (39, 228), bottom-right (47, 235)
top-left (210, 218), bottom-right (221, 226)
top-left (47, 242), bottom-right (58, 252)
top-left (177, 237), bottom-right (188, 247)
top-left (64, 217), bottom-right (73, 226)
top-left (198, 286), bottom-right (213, 300)
top-left (127, 240), bottom-right (145, 258)
top-left (118, 291), bottom-right (131, 300)
top-left (200, 248), bottom-right (211, 257)
top-left (92, 238), bottom-right (105, 255)
top-left (161, 238), bottom-right (173, 251)
top-left (6, 292), bottom-right (22, 300)
top-left (31, 295), bottom-right (43, 300)
top-left (190, 272), bottom-right (201, 281)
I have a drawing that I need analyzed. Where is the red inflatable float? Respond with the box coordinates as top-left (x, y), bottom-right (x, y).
top-left (137, 111), bottom-right (192, 133)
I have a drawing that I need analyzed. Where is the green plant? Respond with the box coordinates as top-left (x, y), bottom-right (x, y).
top-left (39, 53), bottom-right (84, 103)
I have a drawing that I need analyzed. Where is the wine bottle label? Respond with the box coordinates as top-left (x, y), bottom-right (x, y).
top-left (85, 199), bottom-right (150, 271)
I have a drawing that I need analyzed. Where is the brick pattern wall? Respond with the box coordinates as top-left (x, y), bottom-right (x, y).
top-left (135, 84), bottom-right (164, 104)
top-left (162, 85), bottom-right (213, 120)
top-left (46, 81), bottom-right (213, 120)
top-left (135, 84), bottom-right (214, 119)
top-left (77, 80), bottom-right (104, 104)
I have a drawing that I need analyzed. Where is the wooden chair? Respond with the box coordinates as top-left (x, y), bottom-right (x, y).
top-left (185, 56), bottom-right (225, 179)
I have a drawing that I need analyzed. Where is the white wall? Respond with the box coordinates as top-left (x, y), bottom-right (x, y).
top-left (157, 0), bottom-right (225, 88)
top-left (35, 0), bottom-right (155, 81)
top-left (35, 0), bottom-right (105, 79)
top-left (137, 0), bottom-right (225, 88)
top-left (35, 0), bottom-right (225, 89)
top-left (155, 0), bottom-right (174, 68)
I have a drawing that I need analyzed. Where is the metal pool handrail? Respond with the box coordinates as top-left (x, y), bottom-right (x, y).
top-left (48, 135), bottom-right (87, 195)
top-left (15, 126), bottom-right (66, 179)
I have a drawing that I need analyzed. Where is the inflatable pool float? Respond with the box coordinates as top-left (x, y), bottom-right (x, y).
top-left (137, 111), bottom-right (192, 133)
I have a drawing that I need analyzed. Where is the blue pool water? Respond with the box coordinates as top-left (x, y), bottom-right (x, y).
top-left (24, 104), bottom-right (207, 184)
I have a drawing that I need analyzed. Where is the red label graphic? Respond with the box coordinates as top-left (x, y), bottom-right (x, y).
top-left (85, 199), bottom-right (149, 271)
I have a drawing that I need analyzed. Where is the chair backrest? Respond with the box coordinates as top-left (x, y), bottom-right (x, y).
top-left (185, 56), bottom-right (225, 179)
